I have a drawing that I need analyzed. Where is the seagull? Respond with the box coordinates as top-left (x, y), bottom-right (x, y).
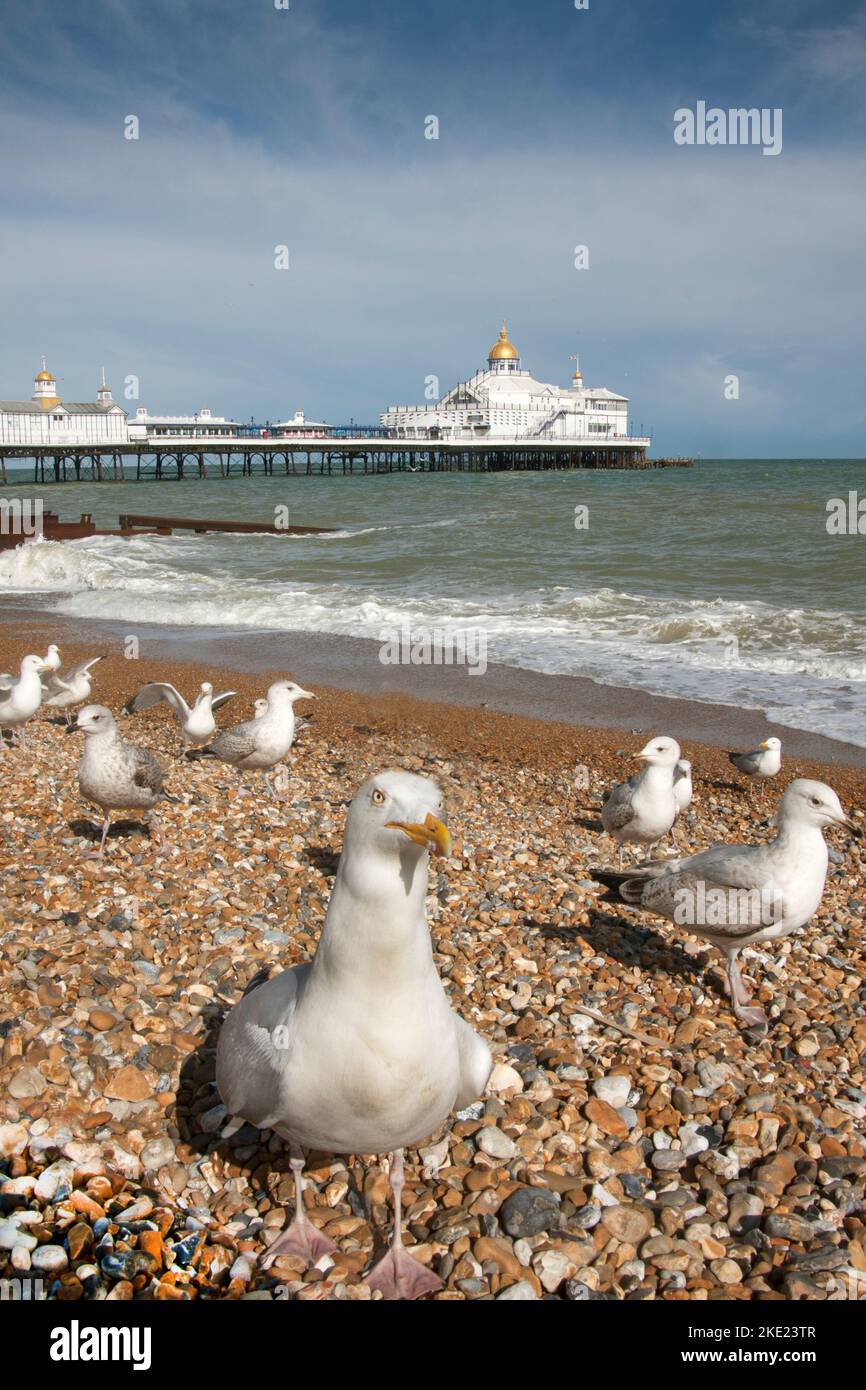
top-left (728, 737), bottom-right (781, 796)
top-left (67, 704), bottom-right (170, 857)
top-left (123, 680), bottom-right (237, 749)
top-left (601, 735), bottom-right (682, 865)
top-left (670, 758), bottom-right (693, 845)
top-left (590, 779), bottom-right (856, 1028)
top-left (43, 656), bottom-right (104, 723)
top-left (0, 654), bottom-right (51, 748)
top-left (216, 769), bottom-right (492, 1299)
top-left (42, 644), bottom-right (62, 673)
top-left (192, 679), bottom-right (314, 797)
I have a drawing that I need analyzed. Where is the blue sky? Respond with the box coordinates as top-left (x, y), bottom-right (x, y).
top-left (1, 0), bottom-right (865, 454)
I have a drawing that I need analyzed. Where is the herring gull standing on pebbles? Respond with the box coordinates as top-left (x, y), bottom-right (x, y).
top-left (601, 735), bottom-right (682, 865)
top-left (728, 737), bottom-right (781, 796)
top-left (590, 779), bottom-right (856, 1028)
top-left (192, 679), bottom-right (314, 798)
top-left (68, 704), bottom-right (171, 857)
top-left (216, 769), bottom-right (492, 1299)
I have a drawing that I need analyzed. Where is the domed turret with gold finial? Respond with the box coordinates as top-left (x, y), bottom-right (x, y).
top-left (487, 322), bottom-right (521, 373)
top-left (32, 357), bottom-right (60, 409)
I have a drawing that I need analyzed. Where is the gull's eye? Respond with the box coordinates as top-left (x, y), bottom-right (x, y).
top-left (810, 796), bottom-right (822, 807)
top-left (371, 789), bottom-right (386, 806)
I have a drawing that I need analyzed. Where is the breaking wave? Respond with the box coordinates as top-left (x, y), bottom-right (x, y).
top-left (2, 533), bottom-right (864, 747)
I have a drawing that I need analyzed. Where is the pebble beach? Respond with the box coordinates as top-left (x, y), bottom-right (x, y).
top-left (1, 627), bottom-right (865, 1302)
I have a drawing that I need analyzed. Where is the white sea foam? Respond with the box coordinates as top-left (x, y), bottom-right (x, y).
top-left (2, 535), bottom-right (864, 746)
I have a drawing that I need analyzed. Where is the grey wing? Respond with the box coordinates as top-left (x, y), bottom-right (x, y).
top-left (0, 676), bottom-right (14, 698)
top-left (125, 681), bottom-right (188, 718)
top-left (130, 744), bottom-right (167, 793)
top-left (216, 965), bottom-right (310, 1127)
top-left (601, 780), bottom-right (636, 832)
top-left (636, 845), bottom-right (787, 935)
top-left (729, 749), bottom-right (760, 774)
top-left (64, 655), bottom-right (103, 681)
top-left (209, 719), bottom-right (261, 761)
top-left (683, 842), bottom-right (772, 887)
top-left (42, 673), bottom-right (70, 697)
top-left (210, 690), bottom-right (237, 711)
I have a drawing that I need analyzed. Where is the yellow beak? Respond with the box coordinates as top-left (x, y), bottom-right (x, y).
top-left (385, 812), bottom-right (452, 858)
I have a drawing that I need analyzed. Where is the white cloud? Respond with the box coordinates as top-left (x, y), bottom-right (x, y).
top-left (1, 95), bottom-right (865, 452)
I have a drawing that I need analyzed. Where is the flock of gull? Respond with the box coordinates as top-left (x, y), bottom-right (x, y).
top-left (0, 645), bottom-right (859, 1297)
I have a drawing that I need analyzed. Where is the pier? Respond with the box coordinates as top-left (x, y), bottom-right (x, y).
top-left (0, 437), bottom-right (691, 484)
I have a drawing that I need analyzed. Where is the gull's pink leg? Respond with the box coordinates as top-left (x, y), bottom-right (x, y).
top-left (260, 1148), bottom-right (337, 1268)
top-left (149, 811), bottom-right (166, 858)
top-left (265, 771), bottom-right (289, 802)
top-left (726, 951), bottom-right (768, 1028)
top-left (86, 815), bottom-right (112, 860)
top-left (367, 1149), bottom-right (443, 1300)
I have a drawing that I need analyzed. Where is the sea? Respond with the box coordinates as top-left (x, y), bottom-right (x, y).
top-left (1, 459), bottom-right (864, 746)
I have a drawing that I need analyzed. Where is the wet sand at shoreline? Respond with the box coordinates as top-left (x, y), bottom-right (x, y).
top-left (1, 604), bottom-right (864, 771)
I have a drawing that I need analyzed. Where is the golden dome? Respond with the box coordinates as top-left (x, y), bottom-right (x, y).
top-left (35, 369), bottom-right (55, 382)
top-left (488, 321), bottom-right (519, 361)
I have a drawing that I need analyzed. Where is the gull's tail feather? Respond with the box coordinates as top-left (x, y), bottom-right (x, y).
top-left (588, 867), bottom-right (633, 891)
top-left (587, 867), bottom-right (649, 907)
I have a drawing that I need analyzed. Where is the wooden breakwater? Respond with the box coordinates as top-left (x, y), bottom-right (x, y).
top-left (0, 511), bottom-right (334, 550)
top-left (117, 514), bottom-right (333, 536)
